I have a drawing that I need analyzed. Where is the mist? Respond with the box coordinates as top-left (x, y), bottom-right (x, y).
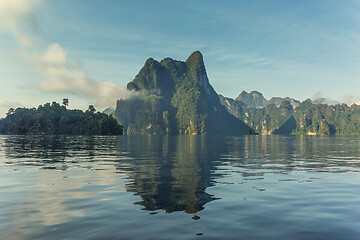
top-left (312, 92), bottom-right (340, 106)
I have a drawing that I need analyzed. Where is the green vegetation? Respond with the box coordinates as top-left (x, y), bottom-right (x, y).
top-left (220, 95), bottom-right (293, 134)
top-left (292, 101), bottom-right (360, 135)
top-left (171, 73), bottom-right (206, 134)
top-left (115, 51), bottom-right (251, 135)
top-left (0, 101), bottom-right (123, 135)
top-left (116, 93), bottom-right (172, 135)
top-left (220, 95), bottom-right (360, 135)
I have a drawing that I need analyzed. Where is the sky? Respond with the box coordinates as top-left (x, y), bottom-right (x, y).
top-left (0, 0), bottom-right (359, 116)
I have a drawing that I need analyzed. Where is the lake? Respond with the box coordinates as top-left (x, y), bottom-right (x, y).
top-left (1, 135), bottom-right (360, 239)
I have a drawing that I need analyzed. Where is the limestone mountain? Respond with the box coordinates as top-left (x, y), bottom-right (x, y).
top-left (220, 95), bottom-right (360, 135)
top-left (115, 51), bottom-right (251, 135)
top-left (220, 95), bottom-right (294, 135)
top-left (235, 90), bottom-right (300, 109)
top-left (235, 91), bottom-right (267, 108)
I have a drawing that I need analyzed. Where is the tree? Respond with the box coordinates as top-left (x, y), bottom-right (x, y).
top-left (62, 98), bottom-right (69, 108)
top-left (88, 105), bottom-right (96, 113)
top-left (6, 108), bottom-right (15, 116)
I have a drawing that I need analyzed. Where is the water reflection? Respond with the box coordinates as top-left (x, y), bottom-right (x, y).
top-left (120, 136), bottom-right (219, 213)
top-left (221, 135), bottom-right (360, 175)
top-left (1, 135), bottom-right (123, 232)
top-left (2, 135), bottom-right (360, 239)
top-left (1, 135), bottom-right (221, 216)
top-left (3, 135), bottom-right (360, 217)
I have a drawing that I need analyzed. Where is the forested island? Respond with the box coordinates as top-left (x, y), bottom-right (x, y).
top-left (0, 101), bottom-right (123, 135)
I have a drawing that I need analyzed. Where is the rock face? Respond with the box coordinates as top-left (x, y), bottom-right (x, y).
top-left (220, 95), bottom-right (360, 135)
top-left (235, 91), bottom-right (267, 108)
top-left (220, 95), bottom-right (294, 135)
top-left (235, 91), bottom-right (300, 109)
top-left (115, 51), bottom-right (251, 135)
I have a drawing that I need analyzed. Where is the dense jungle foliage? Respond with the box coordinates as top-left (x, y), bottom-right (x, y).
top-left (0, 102), bottom-right (123, 135)
top-left (220, 95), bottom-right (360, 135)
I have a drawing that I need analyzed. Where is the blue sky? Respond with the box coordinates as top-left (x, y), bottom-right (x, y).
top-left (0, 0), bottom-right (359, 115)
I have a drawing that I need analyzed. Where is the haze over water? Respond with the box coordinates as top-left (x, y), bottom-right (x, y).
top-left (1, 135), bottom-right (360, 239)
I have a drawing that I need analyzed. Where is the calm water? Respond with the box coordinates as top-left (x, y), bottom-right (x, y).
top-left (1, 135), bottom-right (360, 239)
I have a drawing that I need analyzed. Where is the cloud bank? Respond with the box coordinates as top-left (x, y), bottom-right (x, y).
top-left (29, 43), bottom-right (134, 107)
top-left (0, 0), bottom-right (40, 47)
top-left (0, 0), bottom-right (134, 108)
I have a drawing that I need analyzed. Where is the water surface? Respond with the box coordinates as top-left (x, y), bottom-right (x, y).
top-left (1, 135), bottom-right (360, 239)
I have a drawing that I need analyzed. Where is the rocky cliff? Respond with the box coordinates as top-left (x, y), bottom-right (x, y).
top-left (115, 51), bottom-right (251, 135)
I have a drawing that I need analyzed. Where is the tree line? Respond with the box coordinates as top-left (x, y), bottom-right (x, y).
top-left (0, 100), bottom-right (123, 135)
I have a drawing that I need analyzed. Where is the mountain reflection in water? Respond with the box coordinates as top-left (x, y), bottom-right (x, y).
top-left (2, 135), bottom-right (222, 214)
top-left (2, 135), bottom-right (360, 239)
top-left (121, 136), bottom-right (219, 213)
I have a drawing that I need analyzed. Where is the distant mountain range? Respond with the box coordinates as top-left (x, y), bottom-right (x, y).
top-left (114, 51), bottom-right (360, 135)
top-left (234, 90), bottom-right (341, 109)
top-left (219, 95), bottom-right (360, 135)
top-left (235, 90), bottom-right (301, 109)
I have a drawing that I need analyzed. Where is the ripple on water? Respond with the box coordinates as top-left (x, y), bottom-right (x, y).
top-left (1, 135), bottom-right (360, 239)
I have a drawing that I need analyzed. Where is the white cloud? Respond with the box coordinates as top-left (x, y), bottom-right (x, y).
top-left (0, 0), bottom-right (41, 47)
top-left (27, 43), bottom-right (135, 107)
top-left (0, 0), bottom-right (134, 108)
